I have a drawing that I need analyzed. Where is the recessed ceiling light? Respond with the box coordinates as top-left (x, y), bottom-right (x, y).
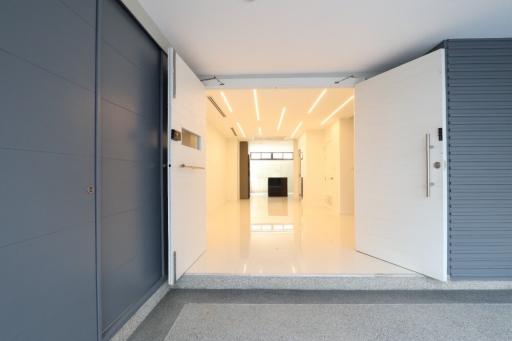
top-left (258, 127), bottom-right (262, 136)
top-left (290, 121), bottom-right (303, 139)
top-left (236, 122), bottom-right (246, 138)
top-left (253, 89), bottom-right (260, 121)
top-left (320, 95), bottom-right (354, 126)
top-left (277, 107), bottom-right (286, 131)
top-left (220, 91), bottom-right (233, 113)
top-left (308, 88), bottom-right (327, 114)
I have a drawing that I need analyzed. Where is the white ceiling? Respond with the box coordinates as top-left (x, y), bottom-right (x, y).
top-left (207, 88), bottom-right (354, 140)
top-left (139, 0), bottom-right (512, 77)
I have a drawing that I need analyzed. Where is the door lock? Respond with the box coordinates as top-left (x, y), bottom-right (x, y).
top-left (87, 185), bottom-right (95, 194)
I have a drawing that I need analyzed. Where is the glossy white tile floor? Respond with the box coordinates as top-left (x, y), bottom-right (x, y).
top-left (187, 196), bottom-right (414, 276)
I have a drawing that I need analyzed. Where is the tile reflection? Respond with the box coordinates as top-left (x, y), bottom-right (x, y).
top-left (187, 196), bottom-right (414, 276)
top-left (251, 224), bottom-right (294, 232)
top-left (267, 198), bottom-right (289, 216)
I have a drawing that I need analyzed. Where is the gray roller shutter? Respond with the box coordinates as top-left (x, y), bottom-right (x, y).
top-left (446, 39), bottom-right (512, 280)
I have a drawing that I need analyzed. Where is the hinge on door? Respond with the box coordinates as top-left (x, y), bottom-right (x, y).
top-left (172, 50), bottom-right (177, 99)
top-left (438, 127), bottom-right (443, 141)
top-left (172, 251), bottom-right (177, 284)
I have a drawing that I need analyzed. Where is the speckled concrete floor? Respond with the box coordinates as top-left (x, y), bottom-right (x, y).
top-left (129, 289), bottom-right (512, 341)
top-left (167, 303), bottom-right (512, 341)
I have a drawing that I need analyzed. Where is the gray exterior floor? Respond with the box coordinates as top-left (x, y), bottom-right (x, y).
top-left (167, 303), bottom-right (512, 340)
top-left (129, 289), bottom-right (512, 341)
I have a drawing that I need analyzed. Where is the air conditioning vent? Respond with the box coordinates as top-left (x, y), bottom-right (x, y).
top-left (207, 96), bottom-right (226, 118)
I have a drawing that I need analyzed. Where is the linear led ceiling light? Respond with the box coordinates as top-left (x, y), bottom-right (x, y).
top-left (308, 88), bottom-right (327, 114)
top-left (258, 127), bottom-right (262, 136)
top-left (253, 89), bottom-right (260, 121)
top-left (320, 95), bottom-right (354, 126)
top-left (277, 107), bottom-right (286, 131)
top-left (290, 121), bottom-right (303, 139)
top-left (220, 91), bottom-right (233, 113)
top-left (236, 122), bottom-right (246, 138)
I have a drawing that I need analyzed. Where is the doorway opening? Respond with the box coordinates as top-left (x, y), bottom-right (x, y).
top-left (186, 87), bottom-right (413, 276)
top-left (168, 49), bottom-right (448, 284)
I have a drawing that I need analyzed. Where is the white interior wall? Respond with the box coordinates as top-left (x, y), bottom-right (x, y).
top-left (293, 140), bottom-right (301, 199)
top-left (226, 140), bottom-right (240, 201)
top-left (298, 133), bottom-right (307, 198)
top-left (339, 117), bottom-right (354, 214)
top-left (206, 122), bottom-right (238, 214)
top-left (249, 141), bottom-right (294, 194)
top-left (298, 130), bottom-right (325, 206)
top-left (324, 121), bottom-right (341, 212)
top-left (298, 117), bottom-right (354, 213)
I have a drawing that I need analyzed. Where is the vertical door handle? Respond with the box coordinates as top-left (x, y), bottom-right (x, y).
top-left (426, 134), bottom-right (434, 197)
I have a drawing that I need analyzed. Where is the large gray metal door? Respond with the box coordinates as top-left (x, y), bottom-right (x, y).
top-left (0, 0), bottom-right (98, 340)
top-left (99, 0), bottom-right (164, 337)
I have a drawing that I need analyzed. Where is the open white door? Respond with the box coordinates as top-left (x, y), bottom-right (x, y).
top-left (355, 49), bottom-right (448, 281)
top-left (168, 49), bottom-right (206, 284)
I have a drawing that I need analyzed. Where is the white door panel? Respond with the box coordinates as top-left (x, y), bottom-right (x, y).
top-left (355, 49), bottom-right (447, 281)
top-left (168, 50), bottom-right (206, 284)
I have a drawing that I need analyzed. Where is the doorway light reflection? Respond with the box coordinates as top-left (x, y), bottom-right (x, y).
top-left (251, 224), bottom-right (294, 232)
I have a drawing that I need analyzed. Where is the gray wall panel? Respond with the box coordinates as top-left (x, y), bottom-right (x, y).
top-left (0, 0), bottom-right (98, 339)
top-left (0, 150), bottom-right (94, 248)
top-left (102, 0), bottom-right (159, 68)
top-left (101, 99), bottom-right (159, 163)
top-left (0, 216), bottom-right (96, 341)
top-left (101, 159), bottom-right (159, 217)
top-left (0, 52), bottom-right (95, 156)
top-left (446, 39), bottom-right (512, 280)
top-left (99, 0), bottom-right (163, 336)
top-left (0, 0), bottom-right (96, 90)
top-left (101, 208), bottom-right (162, 323)
top-left (60, 0), bottom-right (97, 26)
top-left (101, 43), bottom-right (160, 117)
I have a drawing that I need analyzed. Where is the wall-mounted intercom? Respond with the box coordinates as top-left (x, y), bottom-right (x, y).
top-left (171, 129), bottom-right (182, 141)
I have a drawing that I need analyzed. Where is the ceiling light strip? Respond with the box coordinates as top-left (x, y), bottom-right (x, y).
top-left (253, 89), bottom-right (260, 121)
top-left (220, 91), bottom-right (233, 113)
top-left (277, 107), bottom-right (286, 131)
top-left (290, 121), bottom-right (303, 139)
top-left (308, 88), bottom-right (327, 114)
top-left (320, 95), bottom-right (354, 126)
top-left (258, 127), bottom-right (262, 136)
top-left (236, 122), bottom-right (246, 138)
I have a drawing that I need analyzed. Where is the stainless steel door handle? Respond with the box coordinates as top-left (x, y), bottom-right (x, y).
top-left (426, 134), bottom-right (434, 197)
top-left (180, 163), bottom-right (205, 170)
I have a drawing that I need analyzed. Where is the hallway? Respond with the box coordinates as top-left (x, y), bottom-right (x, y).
top-left (187, 196), bottom-right (413, 276)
